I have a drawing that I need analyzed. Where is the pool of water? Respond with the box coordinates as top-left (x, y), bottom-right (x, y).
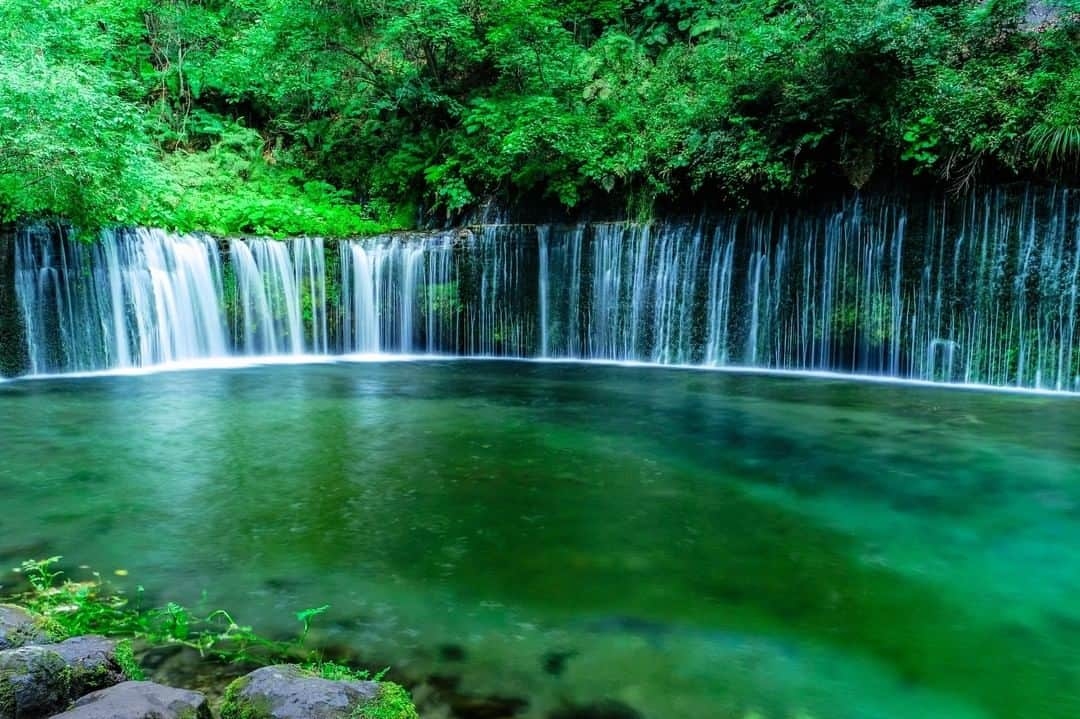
top-left (1, 360), bottom-right (1079, 719)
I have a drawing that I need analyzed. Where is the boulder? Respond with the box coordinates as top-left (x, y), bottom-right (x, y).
top-left (221, 664), bottom-right (411, 719)
top-left (0, 644), bottom-right (68, 718)
top-left (0, 606), bottom-right (53, 651)
top-left (0, 636), bottom-right (128, 718)
top-left (50, 636), bottom-right (128, 695)
top-left (49, 681), bottom-right (210, 719)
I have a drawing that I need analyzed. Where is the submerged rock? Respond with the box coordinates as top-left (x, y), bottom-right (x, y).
top-left (0, 636), bottom-right (129, 718)
top-left (437, 644), bottom-right (466, 662)
top-left (49, 681), bottom-right (210, 719)
top-left (136, 645), bottom-right (244, 707)
top-left (220, 665), bottom-right (417, 719)
top-left (541, 649), bottom-right (577, 676)
top-left (0, 606), bottom-right (56, 651)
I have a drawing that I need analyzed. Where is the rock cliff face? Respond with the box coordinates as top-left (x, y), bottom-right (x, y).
top-left (0, 228), bottom-right (29, 377)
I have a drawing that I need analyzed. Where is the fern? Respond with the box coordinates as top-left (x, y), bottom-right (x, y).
top-left (1027, 123), bottom-right (1080, 171)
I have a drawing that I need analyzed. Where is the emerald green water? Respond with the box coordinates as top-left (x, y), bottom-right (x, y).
top-left (1, 360), bottom-right (1078, 718)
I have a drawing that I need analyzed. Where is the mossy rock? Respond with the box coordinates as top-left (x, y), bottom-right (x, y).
top-left (0, 644), bottom-right (71, 718)
top-left (220, 665), bottom-right (417, 719)
top-left (52, 636), bottom-right (131, 696)
top-left (0, 636), bottom-right (131, 718)
top-left (0, 605), bottom-right (64, 651)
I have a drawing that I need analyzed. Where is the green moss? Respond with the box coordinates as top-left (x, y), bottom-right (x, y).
top-left (218, 675), bottom-right (247, 719)
top-left (219, 675), bottom-right (268, 719)
top-left (54, 662), bottom-right (75, 699)
top-left (300, 660), bottom-right (371, 682)
top-left (1, 604), bottom-right (67, 648)
top-left (0, 671), bottom-right (15, 718)
top-left (4, 561), bottom-right (413, 719)
top-left (114, 639), bottom-right (144, 681)
top-left (353, 683), bottom-right (419, 719)
top-left (79, 657), bottom-right (112, 690)
top-left (34, 614), bottom-right (69, 644)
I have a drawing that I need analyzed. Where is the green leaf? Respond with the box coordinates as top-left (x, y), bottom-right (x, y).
top-left (296, 605), bottom-right (331, 624)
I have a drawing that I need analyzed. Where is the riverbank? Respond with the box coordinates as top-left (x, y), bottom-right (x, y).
top-left (0, 559), bottom-right (419, 719)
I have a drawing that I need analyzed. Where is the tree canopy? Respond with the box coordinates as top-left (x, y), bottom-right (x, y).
top-left (1, 0), bottom-right (1078, 235)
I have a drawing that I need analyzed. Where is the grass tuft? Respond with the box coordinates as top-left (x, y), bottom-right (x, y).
top-left (1027, 123), bottom-right (1080, 170)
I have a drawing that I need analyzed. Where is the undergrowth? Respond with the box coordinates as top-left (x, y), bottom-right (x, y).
top-left (4, 556), bottom-right (363, 678)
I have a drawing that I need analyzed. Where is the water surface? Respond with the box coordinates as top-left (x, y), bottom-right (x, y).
top-left (1, 360), bottom-right (1078, 719)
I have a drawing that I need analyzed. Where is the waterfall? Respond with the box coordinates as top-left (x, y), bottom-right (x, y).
top-left (229, 238), bottom-right (318, 355)
top-left (400, 246), bottom-right (424, 352)
top-left (341, 243), bottom-right (380, 352)
top-left (538, 226), bottom-right (584, 358)
top-left (464, 226), bottom-right (533, 356)
top-left (339, 234), bottom-right (457, 353)
top-left (8, 186), bottom-right (1080, 391)
top-left (14, 227), bottom-right (227, 373)
top-left (295, 238), bottom-right (328, 354)
top-left (537, 226), bottom-right (550, 357)
top-left (704, 226), bottom-right (736, 365)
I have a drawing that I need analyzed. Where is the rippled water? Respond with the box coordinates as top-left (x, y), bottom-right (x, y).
top-left (1, 360), bottom-right (1078, 719)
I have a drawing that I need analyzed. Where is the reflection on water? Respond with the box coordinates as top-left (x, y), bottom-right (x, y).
top-left (1, 360), bottom-right (1078, 719)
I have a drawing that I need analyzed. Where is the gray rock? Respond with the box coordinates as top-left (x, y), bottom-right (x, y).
top-left (1023, 0), bottom-right (1067, 29)
top-left (0, 645), bottom-right (68, 719)
top-left (220, 665), bottom-right (379, 719)
top-left (0, 637), bottom-right (128, 718)
top-left (49, 681), bottom-right (210, 719)
top-left (51, 636), bottom-right (128, 693)
top-left (0, 606), bottom-right (52, 651)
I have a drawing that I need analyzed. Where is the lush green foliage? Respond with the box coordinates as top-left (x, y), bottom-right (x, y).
top-left (9, 556), bottom-right (301, 663)
top-left (8, 557), bottom-right (419, 717)
top-left (0, 0), bottom-right (404, 236)
top-left (353, 683), bottom-right (420, 719)
top-left (8, 557), bottom-right (357, 675)
top-left (1, 0), bottom-right (1078, 232)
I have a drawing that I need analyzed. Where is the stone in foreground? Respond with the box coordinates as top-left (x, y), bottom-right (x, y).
top-left (0, 636), bottom-right (128, 718)
top-left (50, 636), bottom-right (129, 693)
top-left (221, 664), bottom-right (416, 719)
top-left (49, 681), bottom-right (210, 719)
top-left (0, 605), bottom-right (54, 651)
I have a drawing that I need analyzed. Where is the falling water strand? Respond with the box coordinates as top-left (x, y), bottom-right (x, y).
top-left (10, 187), bottom-right (1080, 390)
top-left (537, 225), bottom-right (550, 357)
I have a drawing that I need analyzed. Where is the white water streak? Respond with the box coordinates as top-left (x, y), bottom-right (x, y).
top-left (12, 187), bottom-right (1080, 391)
